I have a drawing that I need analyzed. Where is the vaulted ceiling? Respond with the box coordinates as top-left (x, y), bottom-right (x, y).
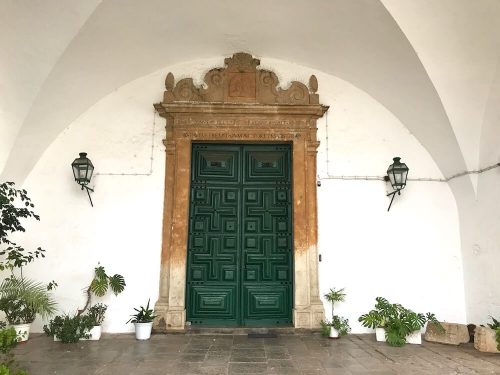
top-left (1, 0), bottom-right (499, 192)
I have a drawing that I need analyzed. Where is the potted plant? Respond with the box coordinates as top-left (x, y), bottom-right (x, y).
top-left (82, 303), bottom-right (107, 341)
top-left (43, 314), bottom-right (94, 343)
top-left (0, 276), bottom-right (56, 342)
top-left (320, 287), bottom-right (351, 339)
top-left (126, 299), bottom-right (156, 340)
top-left (0, 181), bottom-right (57, 342)
top-left (72, 264), bottom-right (124, 341)
top-left (358, 297), bottom-right (444, 346)
top-left (77, 264), bottom-right (125, 316)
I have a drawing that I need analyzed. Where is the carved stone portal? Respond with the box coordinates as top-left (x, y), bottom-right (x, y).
top-left (153, 53), bottom-right (328, 331)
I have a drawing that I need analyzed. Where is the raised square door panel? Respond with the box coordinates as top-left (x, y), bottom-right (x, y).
top-left (186, 144), bottom-right (292, 326)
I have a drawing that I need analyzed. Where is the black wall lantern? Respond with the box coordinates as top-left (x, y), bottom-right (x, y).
top-left (385, 157), bottom-right (409, 211)
top-left (71, 152), bottom-right (94, 207)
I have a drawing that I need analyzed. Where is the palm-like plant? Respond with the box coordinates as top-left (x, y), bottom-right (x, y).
top-left (321, 287), bottom-right (350, 337)
top-left (324, 287), bottom-right (346, 320)
top-left (0, 276), bottom-right (57, 324)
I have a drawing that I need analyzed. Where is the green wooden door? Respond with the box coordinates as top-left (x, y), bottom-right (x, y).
top-left (186, 143), bottom-right (293, 326)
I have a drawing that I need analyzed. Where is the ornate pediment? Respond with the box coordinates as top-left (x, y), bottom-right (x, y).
top-left (161, 52), bottom-right (320, 105)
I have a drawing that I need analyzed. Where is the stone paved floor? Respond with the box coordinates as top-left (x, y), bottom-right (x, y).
top-left (11, 333), bottom-right (500, 375)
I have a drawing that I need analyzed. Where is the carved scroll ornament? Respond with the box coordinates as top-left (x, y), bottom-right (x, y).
top-left (161, 52), bottom-right (320, 105)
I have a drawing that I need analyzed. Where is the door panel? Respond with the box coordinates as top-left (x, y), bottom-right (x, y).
top-left (187, 144), bottom-right (292, 326)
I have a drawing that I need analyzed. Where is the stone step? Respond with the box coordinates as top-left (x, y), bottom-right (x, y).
top-left (184, 326), bottom-right (300, 335)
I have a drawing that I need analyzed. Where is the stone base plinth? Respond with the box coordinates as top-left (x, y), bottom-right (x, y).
top-left (424, 322), bottom-right (470, 345)
top-left (294, 304), bottom-right (325, 329)
top-left (153, 301), bottom-right (186, 332)
top-left (474, 326), bottom-right (500, 353)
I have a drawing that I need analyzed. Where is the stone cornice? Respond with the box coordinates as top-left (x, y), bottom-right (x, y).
top-left (154, 102), bottom-right (328, 118)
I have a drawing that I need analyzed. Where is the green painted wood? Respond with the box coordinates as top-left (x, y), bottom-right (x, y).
top-left (186, 144), bottom-right (292, 326)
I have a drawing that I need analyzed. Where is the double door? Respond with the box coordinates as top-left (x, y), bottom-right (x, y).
top-left (186, 143), bottom-right (293, 326)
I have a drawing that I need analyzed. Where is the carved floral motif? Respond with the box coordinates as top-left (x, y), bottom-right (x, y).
top-left (160, 52), bottom-right (319, 105)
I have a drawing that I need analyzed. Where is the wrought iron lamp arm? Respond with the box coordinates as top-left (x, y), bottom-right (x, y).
top-left (386, 189), bottom-right (401, 211)
top-left (81, 185), bottom-right (94, 207)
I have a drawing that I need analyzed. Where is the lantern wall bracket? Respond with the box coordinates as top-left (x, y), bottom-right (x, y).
top-left (386, 189), bottom-right (401, 211)
top-left (71, 152), bottom-right (95, 207)
top-left (81, 185), bottom-right (94, 207)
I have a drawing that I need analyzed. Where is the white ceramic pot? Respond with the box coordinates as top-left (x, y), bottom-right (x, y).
top-left (375, 327), bottom-right (386, 342)
top-left (406, 330), bottom-right (422, 344)
top-left (375, 328), bottom-right (421, 344)
top-left (81, 325), bottom-right (102, 341)
top-left (329, 327), bottom-right (339, 339)
top-left (54, 335), bottom-right (61, 341)
top-left (134, 322), bottom-right (153, 340)
top-left (12, 323), bottom-right (31, 342)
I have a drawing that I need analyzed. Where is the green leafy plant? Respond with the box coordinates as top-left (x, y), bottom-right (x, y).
top-left (486, 316), bottom-right (500, 351)
top-left (324, 288), bottom-right (346, 318)
top-left (87, 303), bottom-right (107, 326)
top-left (43, 314), bottom-right (94, 343)
top-left (0, 181), bottom-right (56, 344)
top-left (487, 316), bottom-right (500, 330)
top-left (331, 315), bottom-right (351, 336)
top-left (78, 264), bottom-right (125, 316)
top-left (319, 319), bottom-right (331, 337)
top-left (126, 299), bottom-right (156, 323)
top-left (0, 276), bottom-right (56, 324)
top-left (0, 326), bottom-right (27, 375)
top-left (321, 287), bottom-right (350, 337)
top-left (496, 329), bottom-right (500, 352)
top-left (0, 182), bottom-right (46, 277)
top-left (358, 297), bottom-right (445, 347)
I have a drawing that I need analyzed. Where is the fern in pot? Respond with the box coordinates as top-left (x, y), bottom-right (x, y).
top-left (0, 276), bottom-right (56, 342)
top-left (126, 299), bottom-right (156, 340)
top-left (320, 287), bottom-right (351, 339)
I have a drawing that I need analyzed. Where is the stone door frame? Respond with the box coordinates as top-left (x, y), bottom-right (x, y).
top-left (153, 53), bottom-right (328, 331)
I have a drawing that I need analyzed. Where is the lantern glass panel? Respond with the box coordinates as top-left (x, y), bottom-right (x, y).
top-left (72, 165), bottom-right (79, 181)
top-left (388, 172), bottom-right (396, 186)
top-left (387, 157), bottom-right (408, 190)
top-left (401, 170), bottom-right (408, 185)
top-left (395, 173), bottom-right (402, 184)
top-left (71, 153), bottom-right (94, 185)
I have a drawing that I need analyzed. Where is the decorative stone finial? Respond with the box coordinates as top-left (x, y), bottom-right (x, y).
top-left (309, 75), bottom-right (318, 94)
top-left (165, 73), bottom-right (175, 90)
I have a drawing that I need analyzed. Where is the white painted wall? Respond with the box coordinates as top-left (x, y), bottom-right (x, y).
top-left (0, 0), bottom-right (101, 173)
top-left (382, 0), bottom-right (500, 192)
top-left (457, 63), bottom-right (500, 324)
top-left (8, 58), bottom-right (466, 333)
top-left (313, 72), bottom-right (466, 332)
